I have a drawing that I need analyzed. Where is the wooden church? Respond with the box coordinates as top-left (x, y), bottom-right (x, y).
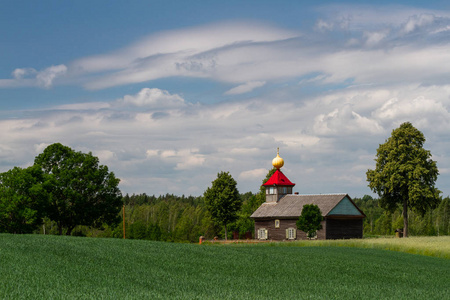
top-left (250, 149), bottom-right (365, 240)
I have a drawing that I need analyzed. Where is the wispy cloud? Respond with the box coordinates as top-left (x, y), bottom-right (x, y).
top-left (72, 22), bottom-right (298, 89)
top-left (4, 8), bottom-right (450, 92)
top-left (225, 81), bottom-right (266, 95)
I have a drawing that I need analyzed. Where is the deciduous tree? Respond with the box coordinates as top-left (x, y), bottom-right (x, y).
top-left (296, 204), bottom-right (323, 239)
top-left (203, 171), bottom-right (241, 240)
top-left (366, 122), bottom-right (441, 237)
top-left (34, 143), bottom-right (122, 235)
top-left (0, 166), bottom-right (48, 233)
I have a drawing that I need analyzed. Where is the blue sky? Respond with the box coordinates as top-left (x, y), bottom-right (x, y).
top-left (1, 1), bottom-right (450, 198)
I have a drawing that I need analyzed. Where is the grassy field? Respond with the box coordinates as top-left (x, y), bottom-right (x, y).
top-left (233, 236), bottom-right (450, 259)
top-left (1, 234), bottom-right (449, 299)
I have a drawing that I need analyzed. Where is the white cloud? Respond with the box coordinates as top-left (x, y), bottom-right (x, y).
top-left (117, 88), bottom-right (186, 108)
top-left (316, 4), bottom-right (450, 31)
top-left (72, 22), bottom-right (298, 89)
top-left (363, 30), bottom-right (389, 47)
top-left (54, 102), bottom-right (111, 111)
top-left (175, 154), bottom-right (205, 170)
top-left (0, 65), bottom-right (67, 89)
top-left (36, 65), bottom-right (67, 88)
top-left (146, 149), bottom-right (159, 157)
top-left (145, 148), bottom-right (205, 170)
top-left (230, 147), bottom-right (261, 155)
top-left (225, 81), bottom-right (266, 95)
top-left (12, 68), bottom-right (37, 79)
top-left (5, 10), bottom-right (450, 91)
top-left (313, 104), bottom-right (383, 136)
top-left (431, 25), bottom-right (450, 34)
top-left (1, 82), bottom-right (450, 196)
top-left (77, 22), bottom-right (287, 72)
top-left (93, 150), bottom-right (116, 163)
top-left (34, 143), bottom-right (49, 154)
top-left (68, 15), bottom-right (450, 90)
top-left (238, 168), bottom-right (267, 180)
top-left (315, 19), bottom-right (334, 32)
top-left (402, 14), bottom-right (436, 34)
top-left (373, 96), bottom-right (450, 129)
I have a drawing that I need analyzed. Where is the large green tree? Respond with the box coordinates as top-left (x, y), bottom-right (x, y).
top-left (34, 143), bottom-right (122, 235)
top-left (203, 171), bottom-right (241, 240)
top-left (366, 122), bottom-right (441, 237)
top-left (0, 166), bottom-right (48, 233)
top-left (296, 204), bottom-right (323, 239)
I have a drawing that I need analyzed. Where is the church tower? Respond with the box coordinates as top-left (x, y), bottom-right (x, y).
top-left (263, 148), bottom-right (295, 203)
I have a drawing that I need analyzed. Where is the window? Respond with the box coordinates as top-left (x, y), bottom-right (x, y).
top-left (275, 219), bottom-right (280, 228)
top-left (258, 228), bottom-right (268, 240)
top-left (269, 187), bottom-right (275, 194)
top-left (286, 227), bottom-right (296, 240)
top-left (282, 187), bottom-right (287, 194)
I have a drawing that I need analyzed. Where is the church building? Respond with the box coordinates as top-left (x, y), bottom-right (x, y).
top-left (250, 149), bottom-right (365, 240)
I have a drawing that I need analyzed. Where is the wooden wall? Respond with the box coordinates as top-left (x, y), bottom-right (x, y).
top-left (325, 218), bottom-right (363, 239)
top-left (255, 218), bottom-right (363, 240)
top-left (254, 219), bottom-right (326, 241)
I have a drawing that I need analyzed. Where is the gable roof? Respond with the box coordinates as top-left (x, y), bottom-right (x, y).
top-left (262, 169), bottom-right (295, 187)
top-left (250, 194), bottom-right (365, 219)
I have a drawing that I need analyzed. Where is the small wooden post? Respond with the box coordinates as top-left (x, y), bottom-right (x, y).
top-left (123, 204), bottom-right (126, 239)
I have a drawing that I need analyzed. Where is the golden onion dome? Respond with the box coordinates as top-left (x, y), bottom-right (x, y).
top-left (272, 148), bottom-right (284, 169)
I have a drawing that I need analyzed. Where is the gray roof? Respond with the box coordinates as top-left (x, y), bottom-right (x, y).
top-left (250, 194), bottom-right (363, 219)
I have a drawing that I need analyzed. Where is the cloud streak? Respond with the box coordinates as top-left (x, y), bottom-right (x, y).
top-left (225, 81), bottom-right (266, 95)
top-left (67, 11), bottom-right (450, 94)
top-left (4, 7), bottom-right (450, 92)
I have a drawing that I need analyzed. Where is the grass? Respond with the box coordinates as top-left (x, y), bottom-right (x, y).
top-left (0, 234), bottom-right (449, 299)
top-left (232, 236), bottom-right (450, 259)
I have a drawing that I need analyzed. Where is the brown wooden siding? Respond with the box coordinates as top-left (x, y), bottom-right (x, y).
top-left (325, 218), bottom-right (363, 239)
top-left (254, 219), bottom-right (326, 241)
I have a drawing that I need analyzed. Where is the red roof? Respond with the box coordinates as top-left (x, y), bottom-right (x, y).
top-left (262, 169), bottom-right (295, 187)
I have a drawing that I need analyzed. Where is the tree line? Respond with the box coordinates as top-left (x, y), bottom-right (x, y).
top-left (1, 122), bottom-right (448, 240)
top-left (31, 192), bottom-right (449, 241)
top-left (354, 195), bottom-right (449, 236)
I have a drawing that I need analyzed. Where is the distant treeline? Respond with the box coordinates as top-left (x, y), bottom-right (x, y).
top-left (38, 192), bottom-right (259, 242)
top-left (37, 193), bottom-right (449, 241)
top-left (354, 195), bottom-right (449, 236)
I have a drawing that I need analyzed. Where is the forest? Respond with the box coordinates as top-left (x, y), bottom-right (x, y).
top-left (36, 192), bottom-right (449, 242)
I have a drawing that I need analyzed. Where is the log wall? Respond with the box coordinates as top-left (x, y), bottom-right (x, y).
top-left (254, 219), bottom-right (326, 241)
top-left (325, 218), bottom-right (363, 239)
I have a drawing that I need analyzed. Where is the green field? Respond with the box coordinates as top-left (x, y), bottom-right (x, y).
top-left (1, 234), bottom-right (449, 299)
top-left (240, 236), bottom-right (450, 259)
